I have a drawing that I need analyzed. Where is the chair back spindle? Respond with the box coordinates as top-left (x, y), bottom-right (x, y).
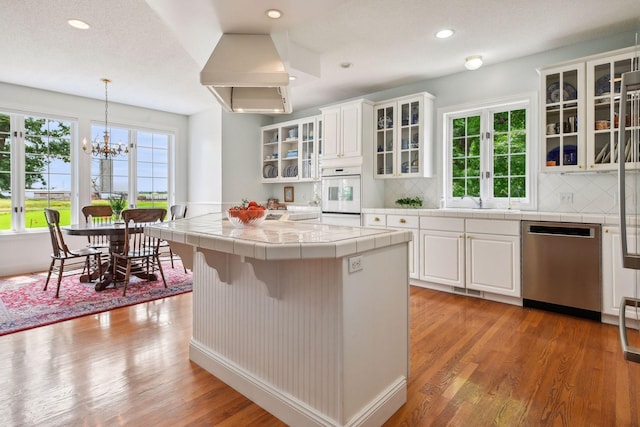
top-left (81, 205), bottom-right (113, 249)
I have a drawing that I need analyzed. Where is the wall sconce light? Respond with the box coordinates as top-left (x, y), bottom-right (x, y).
top-left (465, 55), bottom-right (483, 70)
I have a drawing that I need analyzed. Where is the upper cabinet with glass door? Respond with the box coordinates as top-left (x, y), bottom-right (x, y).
top-left (586, 48), bottom-right (640, 171)
top-left (540, 63), bottom-right (585, 171)
top-left (261, 124), bottom-right (280, 182)
top-left (261, 116), bottom-right (322, 183)
top-left (299, 116), bottom-right (322, 181)
top-left (374, 92), bottom-right (434, 179)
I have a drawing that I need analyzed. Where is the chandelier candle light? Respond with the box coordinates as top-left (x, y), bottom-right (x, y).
top-left (82, 78), bottom-right (128, 158)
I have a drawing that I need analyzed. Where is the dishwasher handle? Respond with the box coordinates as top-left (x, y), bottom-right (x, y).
top-left (526, 224), bottom-right (595, 238)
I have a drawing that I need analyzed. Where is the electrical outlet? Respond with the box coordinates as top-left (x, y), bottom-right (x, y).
top-left (348, 255), bottom-right (363, 273)
top-left (559, 192), bottom-right (573, 204)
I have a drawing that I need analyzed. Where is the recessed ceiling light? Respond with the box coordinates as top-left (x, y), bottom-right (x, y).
top-left (289, 75), bottom-right (297, 81)
top-left (67, 19), bottom-right (90, 30)
top-left (465, 55), bottom-right (483, 70)
top-left (340, 62), bottom-right (353, 69)
top-left (435, 29), bottom-right (454, 39)
top-left (266, 9), bottom-right (282, 19)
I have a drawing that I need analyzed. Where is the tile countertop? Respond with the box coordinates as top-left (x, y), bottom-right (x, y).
top-left (145, 212), bottom-right (411, 261)
top-left (362, 208), bottom-right (629, 226)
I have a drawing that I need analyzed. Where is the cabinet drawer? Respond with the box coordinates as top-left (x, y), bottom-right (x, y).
top-left (363, 213), bottom-right (386, 227)
top-left (420, 216), bottom-right (465, 232)
top-left (387, 214), bottom-right (419, 229)
top-left (466, 219), bottom-right (520, 236)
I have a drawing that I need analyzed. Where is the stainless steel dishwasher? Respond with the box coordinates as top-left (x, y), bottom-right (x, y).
top-left (521, 221), bottom-right (601, 320)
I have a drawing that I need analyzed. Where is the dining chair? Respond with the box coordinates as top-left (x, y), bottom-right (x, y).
top-left (159, 204), bottom-right (188, 270)
top-left (81, 205), bottom-right (113, 250)
top-left (112, 208), bottom-right (167, 296)
top-left (44, 208), bottom-right (104, 298)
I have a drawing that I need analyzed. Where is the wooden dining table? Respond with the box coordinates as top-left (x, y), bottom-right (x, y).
top-left (63, 222), bottom-right (156, 291)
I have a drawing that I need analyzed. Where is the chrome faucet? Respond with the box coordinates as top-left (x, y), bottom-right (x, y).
top-left (462, 195), bottom-right (483, 209)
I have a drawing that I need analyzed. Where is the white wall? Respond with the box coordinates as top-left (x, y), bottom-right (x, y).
top-left (0, 82), bottom-right (189, 277)
top-left (187, 107), bottom-right (223, 216)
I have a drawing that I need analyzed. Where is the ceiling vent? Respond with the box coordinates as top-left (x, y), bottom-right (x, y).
top-left (200, 34), bottom-right (292, 114)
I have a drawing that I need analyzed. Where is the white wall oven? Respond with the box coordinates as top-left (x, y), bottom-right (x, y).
top-left (321, 167), bottom-right (362, 226)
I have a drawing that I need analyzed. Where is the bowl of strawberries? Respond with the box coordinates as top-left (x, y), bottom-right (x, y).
top-left (226, 200), bottom-right (268, 228)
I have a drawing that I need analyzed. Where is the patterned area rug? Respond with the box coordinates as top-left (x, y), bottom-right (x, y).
top-left (0, 261), bottom-right (192, 336)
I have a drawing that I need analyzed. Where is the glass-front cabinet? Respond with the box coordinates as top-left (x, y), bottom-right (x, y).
top-left (279, 123), bottom-right (299, 181)
top-left (261, 116), bottom-right (322, 183)
top-left (261, 125), bottom-right (280, 181)
top-left (375, 102), bottom-right (395, 176)
top-left (374, 92), bottom-right (434, 178)
top-left (299, 116), bottom-right (322, 181)
top-left (540, 63), bottom-right (585, 171)
top-left (586, 51), bottom-right (640, 171)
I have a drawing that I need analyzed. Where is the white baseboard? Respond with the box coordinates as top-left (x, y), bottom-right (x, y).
top-left (190, 339), bottom-right (407, 427)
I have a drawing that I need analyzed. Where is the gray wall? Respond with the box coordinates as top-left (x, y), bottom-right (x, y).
top-left (221, 112), bottom-right (273, 207)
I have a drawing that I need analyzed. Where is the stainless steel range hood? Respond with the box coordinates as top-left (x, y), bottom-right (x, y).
top-left (200, 34), bottom-right (292, 114)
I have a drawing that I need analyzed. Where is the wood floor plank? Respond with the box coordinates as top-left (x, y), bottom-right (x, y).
top-left (1, 286), bottom-right (639, 426)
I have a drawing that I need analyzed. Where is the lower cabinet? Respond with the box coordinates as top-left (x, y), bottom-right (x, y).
top-left (602, 226), bottom-right (640, 321)
top-left (363, 212), bottom-right (419, 279)
top-left (419, 217), bottom-right (465, 287)
top-left (465, 219), bottom-right (521, 297)
top-left (387, 214), bottom-right (419, 279)
top-left (419, 217), bottom-right (521, 298)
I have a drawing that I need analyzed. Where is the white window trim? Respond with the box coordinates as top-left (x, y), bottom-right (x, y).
top-left (439, 92), bottom-right (538, 211)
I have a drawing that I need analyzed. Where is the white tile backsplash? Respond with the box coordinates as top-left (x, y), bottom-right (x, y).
top-left (384, 178), bottom-right (439, 208)
top-left (384, 171), bottom-right (620, 214)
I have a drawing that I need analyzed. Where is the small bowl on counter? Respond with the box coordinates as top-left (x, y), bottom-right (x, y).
top-left (226, 208), bottom-right (267, 228)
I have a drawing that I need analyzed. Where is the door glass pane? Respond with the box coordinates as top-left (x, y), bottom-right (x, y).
top-left (24, 116), bottom-right (72, 228)
top-left (90, 125), bottom-right (129, 207)
top-left (137, 131), bottom-right (169, 212)
top-left (0, 113), bottom-right (11, 231)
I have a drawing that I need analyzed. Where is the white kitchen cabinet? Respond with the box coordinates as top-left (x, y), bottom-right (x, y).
top-left (363, 212), bottom-right (419, 279)
top-left (363, 213), bottom-right (387, 228)
top-left (586, 48), bottom-right (640, 171)
top-left (321, 99), bottom-right (373, 167)
top-left (602, 226), bottom-right (640, 322)
top-left (419, 217), bottom-right (465, 287)
top-left (299, 116), bottom-right (322, 181)
top-left (387, 214), bottom-right (419, 279)
top-left (261, 116), bottom-right (322, 183)
top-left (539, 62), bottom-right (585, 171)
top-left (419, 217), bottom-right (520, 298)
top-left (465, 219), bottom-right (521, 298)
top-left (261, 124), bottom-right (281, 182)
top-left (374, 92), bottom-right (434, 178)
top-left (540, 46), bottom-right (640, 174)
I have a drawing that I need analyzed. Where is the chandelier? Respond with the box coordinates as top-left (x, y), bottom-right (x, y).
top-left (82, 78), bottom-right (128, 158)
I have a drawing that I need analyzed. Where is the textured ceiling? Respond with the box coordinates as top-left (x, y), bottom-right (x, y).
top-left (0, 0), bottom-right (638, 116)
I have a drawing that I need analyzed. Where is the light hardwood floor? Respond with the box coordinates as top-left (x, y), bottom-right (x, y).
top-left (1, 286), bottom-right (639, 426)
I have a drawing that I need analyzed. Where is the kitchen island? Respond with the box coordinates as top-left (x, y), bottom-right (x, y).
top-left (145, 213), bottom-right (411, 427)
